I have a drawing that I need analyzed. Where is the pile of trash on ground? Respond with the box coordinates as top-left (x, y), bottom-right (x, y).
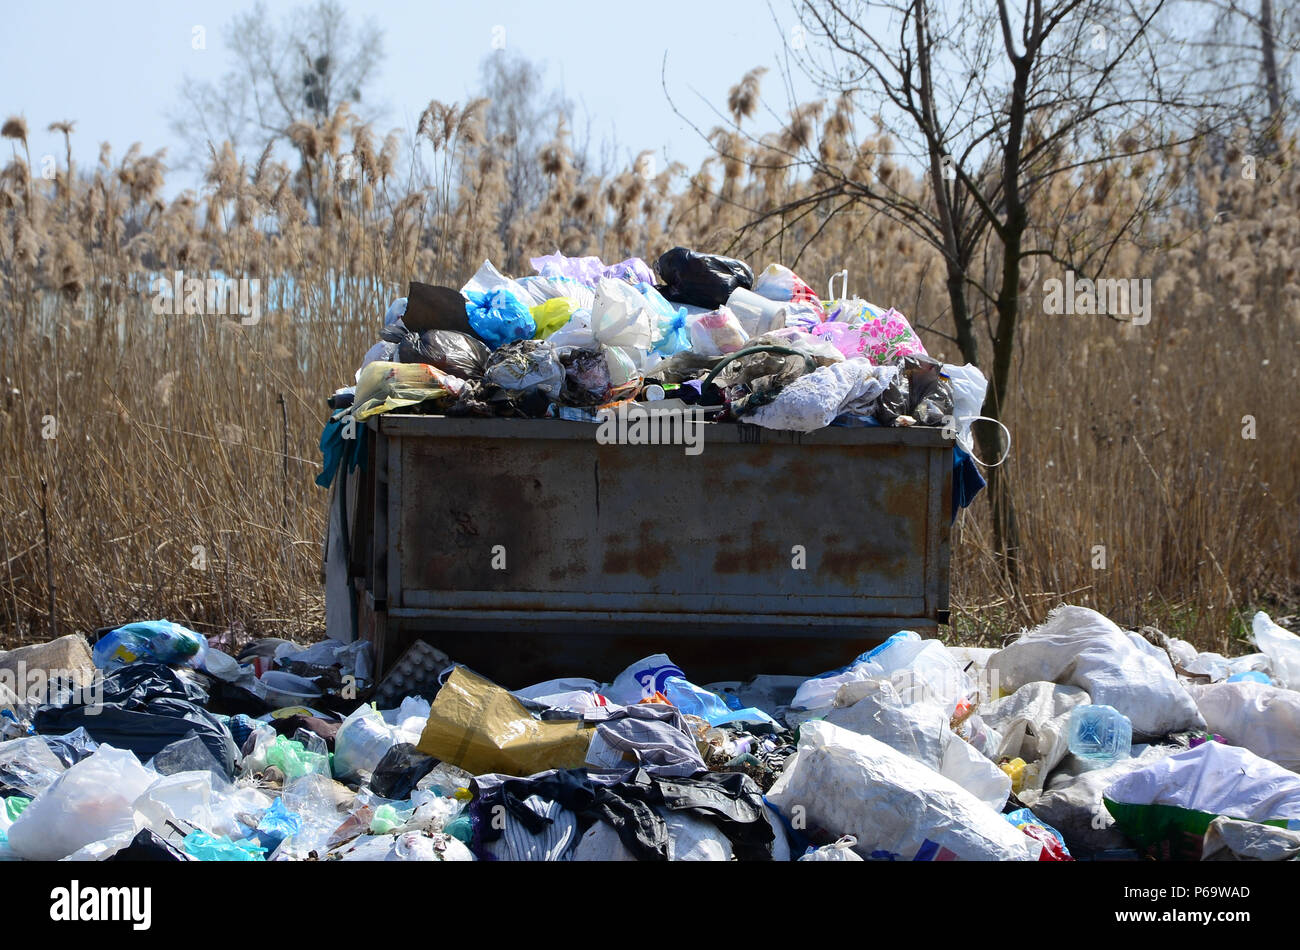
top-left (3, 605), bottom-right (1299, 861)
top-left (326, 247), bottom-right (993, 444)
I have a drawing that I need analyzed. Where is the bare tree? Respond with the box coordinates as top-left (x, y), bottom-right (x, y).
top-left (1169, 0), bottom-right (1299, 150)
top-left (170, 0), bottom-right (384, 170)
top-left (687, 0), bottom-right (1238, 578)
top-left (477, 51), bottom-right (574, 267)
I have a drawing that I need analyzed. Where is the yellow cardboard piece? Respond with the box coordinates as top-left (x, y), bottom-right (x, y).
top-left (416, 666), bottom-right (593, 775)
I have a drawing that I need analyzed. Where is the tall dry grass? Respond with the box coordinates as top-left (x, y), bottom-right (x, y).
top-left (0, 88), bottom-right (1296, 651)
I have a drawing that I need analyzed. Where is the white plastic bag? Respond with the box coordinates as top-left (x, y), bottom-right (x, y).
top-left (768, 721), bottom-right (1043, 861)
top-left (1251, 612), bottom-right (1300, 689)
top-left (798, 835), bottom-right (864, 861)
top-left (590, 278), bottom-right (654, 350)
top-left (986, 605), bottom-right (1205, 737)
top-left (746, 358), bottom-right (896, 432)
top-left (7, 745), bottom-right (154, 861)
top-left (1103, 742), bottom-right (1300, 851)
top-left (825, 678), bottom-right (1011, 810)
top-left (1190, 681), bottom-right (1300, 770)
top-left (461, 259), bottom-right (529, 304)
top-left (134, 770), bottom-right (271, 839)
top-left (605, 654), bottom-right (686, 705)
top-left (981, 681), bottom-right (1093, 795)
top-left (942, 363), bottom-right (988, 455)
top-left (334, 705), bottom-right (402, 781)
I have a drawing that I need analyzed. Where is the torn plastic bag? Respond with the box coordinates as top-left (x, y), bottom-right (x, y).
top-left (655, 246), bottom-right (754, 309)
top-left (981, 681), bottom-right (1091, 796)
top-left (1103, 742), bottom-right (1300, 859)
top-left (352, 360), bottom-right (464, 421)
top-left (33, 663), bottom-right (240, 780)
top-left (0, 736), bottom-right (66, 797)
top-left (768, 721), bottom-right (1042, 861)
top-left (135, 769), bottom-right (271, 840)
top-left (986, 605), bottom-right (1205, 738)
top-left (482, 339), bottom-right (565, 404)
top-left (332, 831), bottom-right (474, 861)
top-left (6, 744), bottom-right (156, 861)
top-left (1251, 612), bottom-right (1300, 689)
top-left (380, 326), bottom-right (489, 379)
top-left (605, 654), bottom-right (687, 705)
top-left (416, 666), bottom-right (593, 776)
top-left (1189, 681), bottom-right (1300, 770)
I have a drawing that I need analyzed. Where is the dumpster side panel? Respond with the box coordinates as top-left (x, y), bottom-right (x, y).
top-left (360, 416), bottom-right (951, 683)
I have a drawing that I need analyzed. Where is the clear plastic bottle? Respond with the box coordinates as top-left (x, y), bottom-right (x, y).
top-left (1067, 704), bottom-right (1132, 765)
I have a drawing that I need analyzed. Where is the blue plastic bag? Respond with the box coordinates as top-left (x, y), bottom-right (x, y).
top-left (183, 830), bottom-right (266, 862)
top-left (92, 621), bottom-right (207, 670)
top-left (464, 288), bottom-right (535, 349)
top-left (663, 676), bottom-right (778, 726)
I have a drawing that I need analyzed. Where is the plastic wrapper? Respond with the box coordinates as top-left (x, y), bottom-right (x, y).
top-left (352, 360), bottom-right (465, 421)
top-left (92, 620), bottom-right (207, 671)
top-left (415, 666), bottom-right (592, 776)
top-left (655, 246), bottom-right (754, 309)
top-left (688, 306), bottom-right (749, 357)
top-left (753, 263), bottom-right (825, 319)
top-left (380, 326), bottom-right (489, 379)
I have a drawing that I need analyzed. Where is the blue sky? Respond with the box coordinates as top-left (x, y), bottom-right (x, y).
top-left (2, 0), bottom-right (815, 195)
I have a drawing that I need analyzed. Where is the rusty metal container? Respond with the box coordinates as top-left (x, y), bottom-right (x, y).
top-left (329, 414), bottom-right (952, 685)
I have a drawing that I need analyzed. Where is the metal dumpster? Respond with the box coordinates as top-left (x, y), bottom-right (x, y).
top-left (327, 414), bottom-right (952, 685)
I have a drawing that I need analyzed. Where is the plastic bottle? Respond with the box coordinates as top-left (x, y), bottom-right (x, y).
top-left (1067, 704), bottom-right (1132, 765)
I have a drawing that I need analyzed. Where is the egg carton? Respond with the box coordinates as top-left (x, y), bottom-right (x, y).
top-left (372, 640), bottom-right (453, 708)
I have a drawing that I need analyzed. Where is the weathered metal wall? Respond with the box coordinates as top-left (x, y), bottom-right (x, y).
top-left (352, 415), bottom-right (951, 685)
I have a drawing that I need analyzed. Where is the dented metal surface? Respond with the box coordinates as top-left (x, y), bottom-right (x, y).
top-left (353, 415), bottom-right (952, 684)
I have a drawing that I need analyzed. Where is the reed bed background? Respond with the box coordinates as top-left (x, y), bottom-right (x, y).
top-left (0, 88), bottom-right (1296, 652)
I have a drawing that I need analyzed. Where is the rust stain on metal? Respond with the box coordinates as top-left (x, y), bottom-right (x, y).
top-left (603, 520), bottom-right (676, 577)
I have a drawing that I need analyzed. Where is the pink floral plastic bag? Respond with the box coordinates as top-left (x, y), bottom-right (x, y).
top-left (810, 308), bottom-right (928, 363)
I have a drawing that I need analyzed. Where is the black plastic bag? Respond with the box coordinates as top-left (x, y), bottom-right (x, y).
top-left (33, 663), bottom-right (239, 780)
top-left (655, 246), bottom-right (754, 309)
top-left (106, 828), bottom-right (190, 862)
top-left (380, 326), bottom-right (489, 380)
top-left (370, 743), bottom-right (437, 801)
top-left (403, 281), bottom-right (474, 335)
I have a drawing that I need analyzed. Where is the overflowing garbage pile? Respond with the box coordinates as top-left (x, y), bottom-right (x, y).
top-left (325, 247), bottom-right (991, 445)
top-left (3, 606), bottom-right (1300, 861)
